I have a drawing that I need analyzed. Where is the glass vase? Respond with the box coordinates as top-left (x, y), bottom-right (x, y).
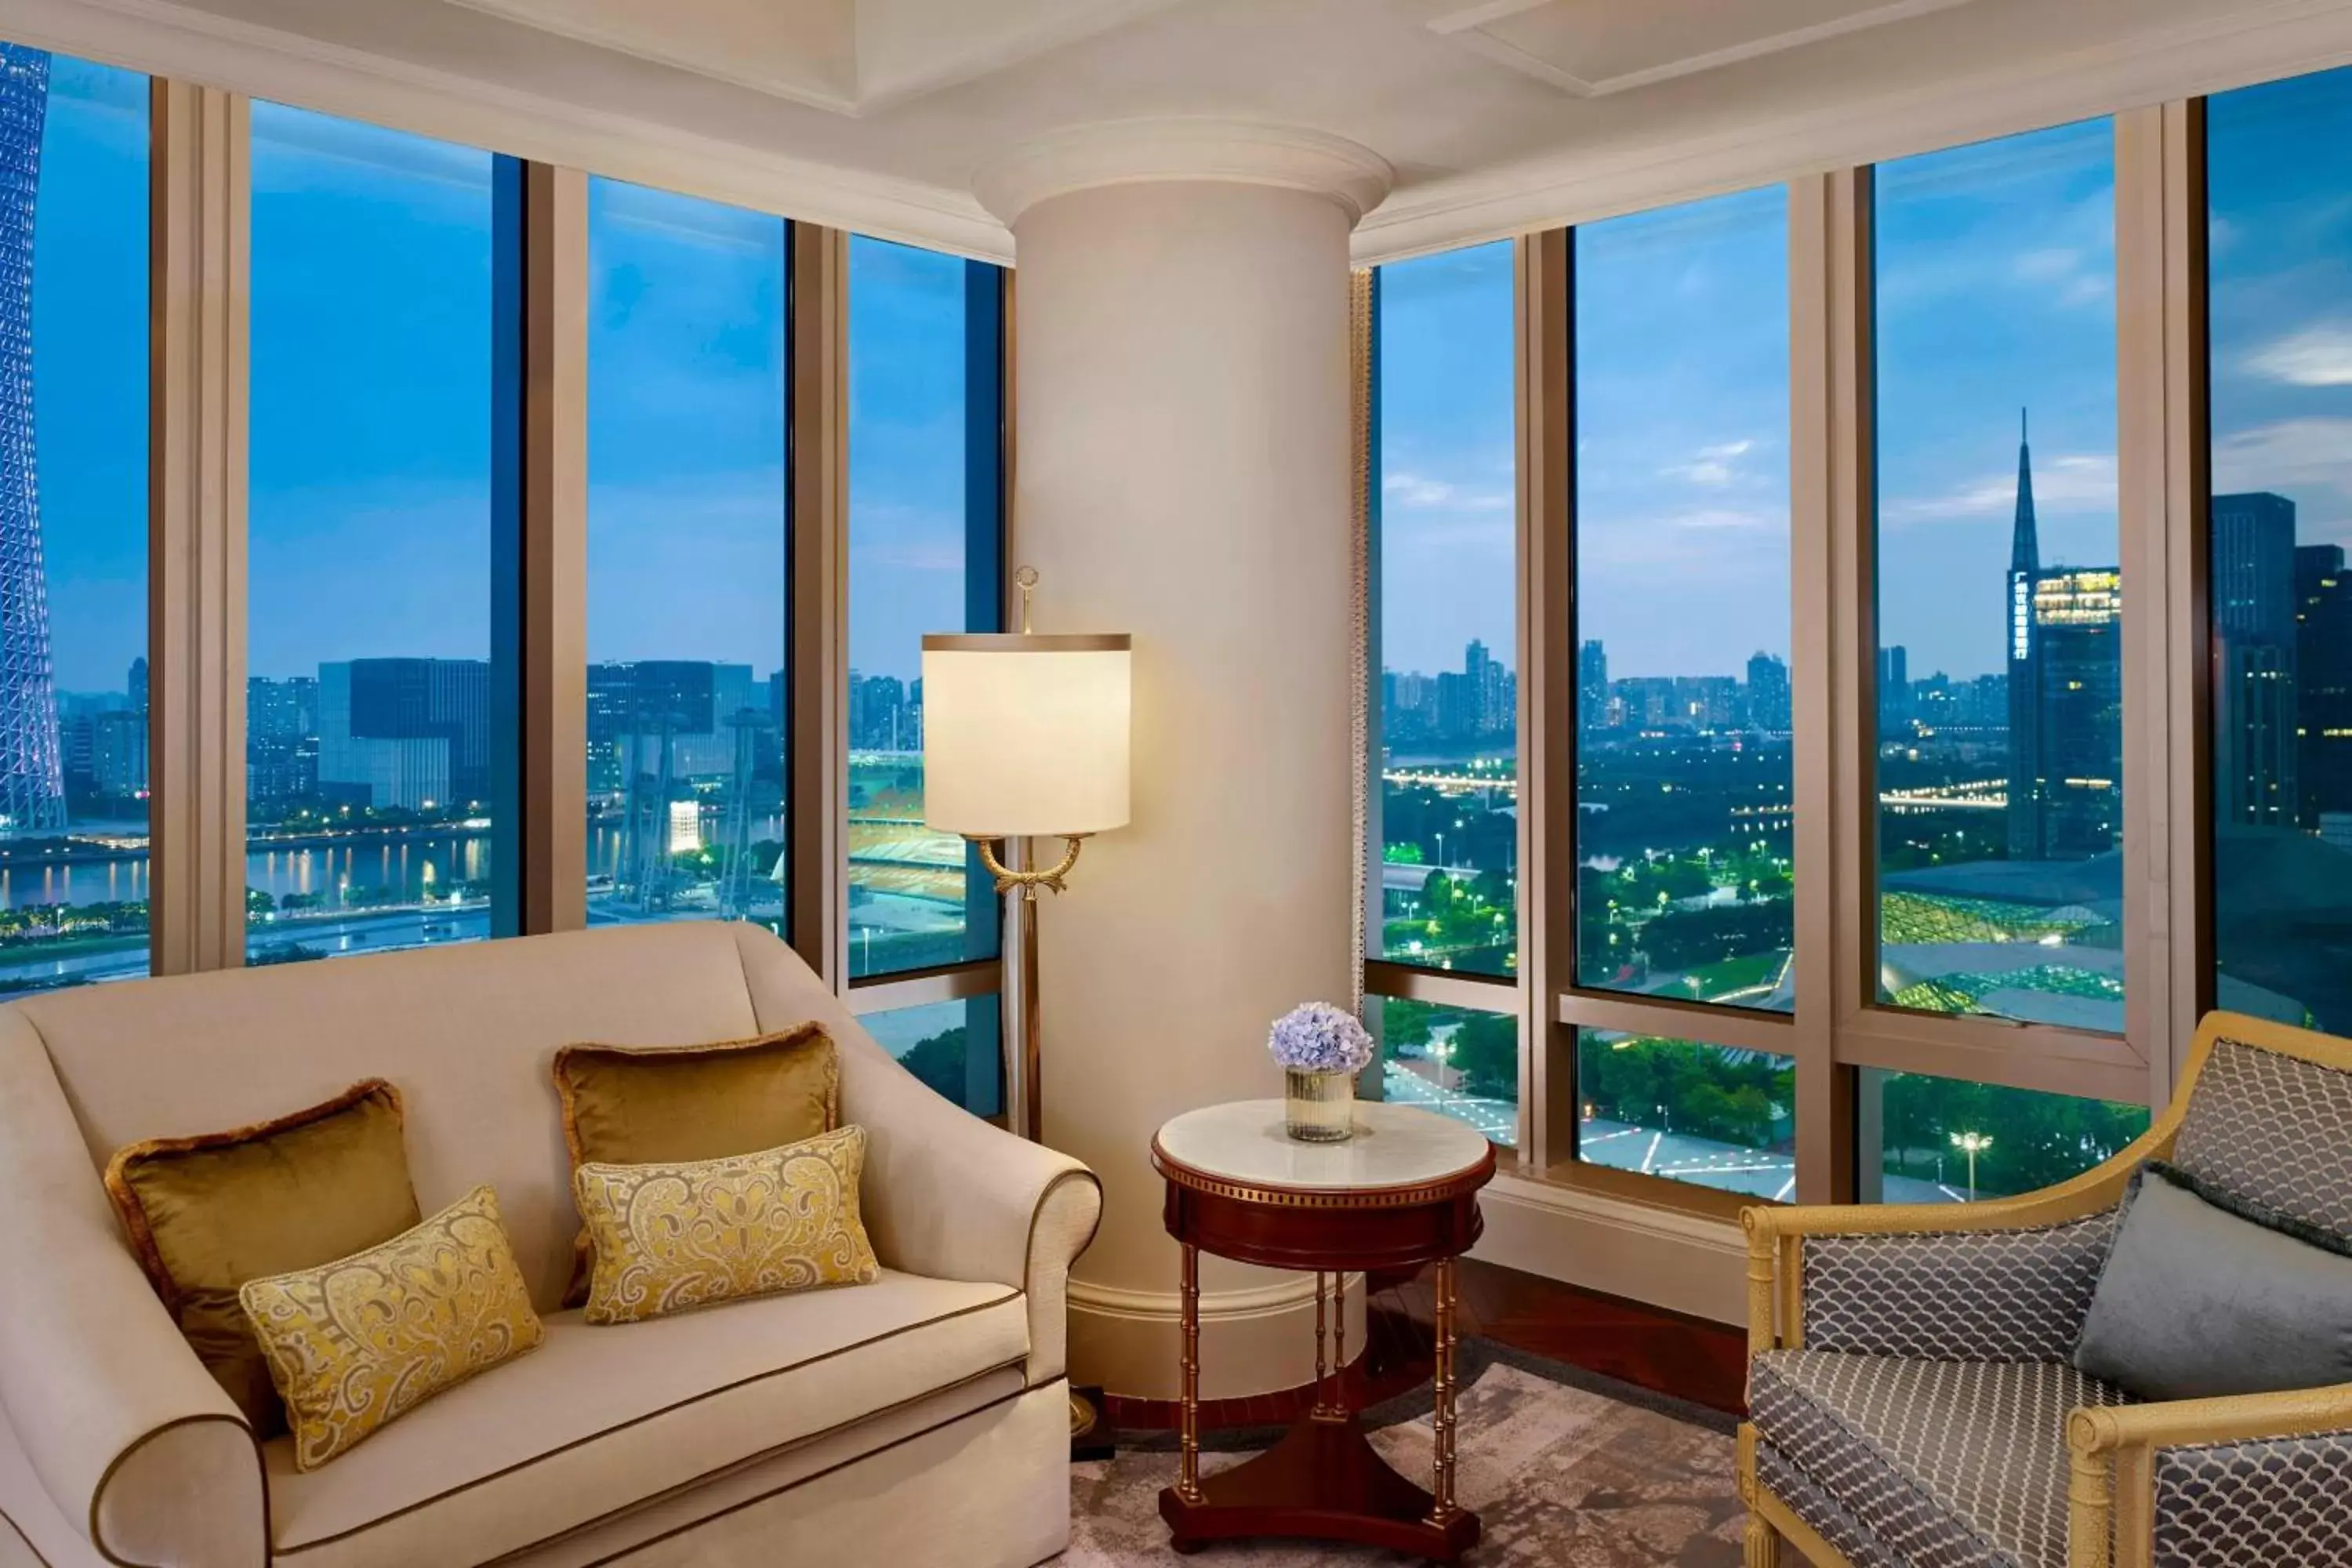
top-left (1284, 1069), bottom-right (1355, 1143)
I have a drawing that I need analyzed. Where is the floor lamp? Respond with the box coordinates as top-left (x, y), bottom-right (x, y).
top-left (922, 576), bottom-right (1131, 1445)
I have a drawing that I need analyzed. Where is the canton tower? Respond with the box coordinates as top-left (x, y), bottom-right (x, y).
top-left (0, 45), bottom-right (66, 833)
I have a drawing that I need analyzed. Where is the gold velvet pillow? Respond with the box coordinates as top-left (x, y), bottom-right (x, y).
top-left (554, 1025), bottom-right (838, 1305)
top-left (103, 1080), bottom-right (423, 1434)
top-left (242, 1185), bottom-right (544, 1471)
top-left (575, 1127), bottom-right (880, 1326)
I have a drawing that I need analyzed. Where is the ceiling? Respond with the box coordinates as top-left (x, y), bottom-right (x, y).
top-left (18, 0), bottom-right (2352, 260)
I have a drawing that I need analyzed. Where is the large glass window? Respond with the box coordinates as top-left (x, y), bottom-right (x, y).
top-left (1370, 242), bottom-right (1519, 980)
top-left (1374, 997), bottom-right (1518, 1146)
top-left (0, 47), bottom-right (148, 993)
top-left (1873, 122), bottom-right (2123, 1031)
top-left (845, 236), bottom-right (1001, 978)
top-left (2207, 66), bottom-right (2352, 1032)
top-left (1573, 187), bottom-right (1793, 1012)
top-left (860, 995), bottom-right (1002, 1117)
top-left (1860, 1069), bottom-right (2147, 1203)
top-left (246, 106), bottom-right (518, 963)
top-left (586, 180), bottom-right (787, 932)
top-left (1577, 1029), bottom-right (1795, 1199)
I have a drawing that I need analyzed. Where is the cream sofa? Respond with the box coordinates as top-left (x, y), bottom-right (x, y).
top-left (0, 922), bottom-right (1100, 1568)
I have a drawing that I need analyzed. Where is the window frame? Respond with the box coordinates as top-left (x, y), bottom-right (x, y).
top-left (1364, 111), bottom-right (2212, 1209)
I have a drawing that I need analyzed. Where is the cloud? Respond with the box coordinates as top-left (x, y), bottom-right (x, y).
top-left (1666, 506), bottom-right (1777, 532)
top-left (2245, 322), bottom-right (2352, 387)
top-left (2212, 418), bottom-right (2352, 506)
top-left (1382, 471), bottom-right (1512, 514)
top-left (1663, 439), bottom-right (1755, 488)
top-left (1881, 452), bottom-right (2117, 524)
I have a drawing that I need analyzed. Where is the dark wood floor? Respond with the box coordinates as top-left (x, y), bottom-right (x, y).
top-left (1102, 1257), bottom-right (1748, 1433)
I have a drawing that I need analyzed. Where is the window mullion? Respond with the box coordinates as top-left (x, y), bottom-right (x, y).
top-left (148, 78), bottom-right (246, 975)
top-left (1789, 168), bottom-right (1867, 1203)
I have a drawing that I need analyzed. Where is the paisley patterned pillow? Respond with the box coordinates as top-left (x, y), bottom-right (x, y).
top-left (575, 1126), bottom-right (881, 1327)
top-left (241, 1185), bottom-right (544, 1471)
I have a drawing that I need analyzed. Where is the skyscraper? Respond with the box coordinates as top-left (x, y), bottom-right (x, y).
top-left (2006, 412), bottom-right (2044, 859)
top-left (2297, 544), bottom-right (2352, 825)
top-left (1578, 640), bottom-right (1608, 733)
top-left (1746, 652), bottom-right (1791, 733)
top-left (2034, 568), bottom-right (2124, 855)
top-left (0, 48), bottom-right (65, 833)
top-left (1877, 644), bottom-right (1910, 736)
top-left (2212, 492), bottom-right (2301, 826)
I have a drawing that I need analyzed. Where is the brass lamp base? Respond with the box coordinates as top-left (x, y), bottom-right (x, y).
top-left (971, 834), bottom-right (1091, 899)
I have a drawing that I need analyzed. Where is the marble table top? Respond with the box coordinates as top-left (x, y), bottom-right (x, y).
top-left (1152, 1098), bottom-right (1493, 1194)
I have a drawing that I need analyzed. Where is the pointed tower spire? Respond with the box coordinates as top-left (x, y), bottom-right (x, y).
top-left (2012, 406), bottom-right (2039, 575)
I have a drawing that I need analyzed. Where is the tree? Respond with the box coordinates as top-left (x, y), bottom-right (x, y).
top-left (898, 1025), bottom-right (970, 1105)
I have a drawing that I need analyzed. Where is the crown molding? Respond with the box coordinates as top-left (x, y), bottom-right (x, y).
top-left (975, 117), bottom-right (1395, 227)
top-left (0, 0), bottom-right (1017, 263)
top-left (1355, 0), bottom-right (2352, 265)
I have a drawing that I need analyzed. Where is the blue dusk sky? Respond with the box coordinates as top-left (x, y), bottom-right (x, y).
top-left (29, 58), bottom-right (971, 693)
top-left (1378, 71), bottom-right (2352, 684)
top-left (20, 51), bottom-right (2352, 695)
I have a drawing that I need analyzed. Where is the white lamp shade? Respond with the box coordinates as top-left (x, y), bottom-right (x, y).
top-left (920, 633), bottom-right (1131, 837)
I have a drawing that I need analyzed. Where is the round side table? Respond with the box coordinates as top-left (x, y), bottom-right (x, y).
top-left (1149, 1099), bottom-right (1496, 1562)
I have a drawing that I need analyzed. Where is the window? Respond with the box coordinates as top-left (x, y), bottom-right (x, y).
top-left (1577, 1030), bottom-right (1795, 1199)
top-left (0, 46), bottom-right (148, 993)
top-left (1872, 122), bottom-right (2123, 1031)
top-left (246, 106), bottom-right (519, 963)
top-left (2206, 66), bottom-right (2352, 1033)
top-left (1573, 187), bottom-right (1793, 1012)
top-left (586, 180), bottom-right (788, 931)
top-left (1374, 997), bottom-right (1518, 1145)
top-left (1860, 1069), bottom-right (2147, 1203)
top-left (860, 995), bottom-right (1002, 1117)
top-left (1370, 242), bottom-right (1518, 979)
top-left (844, 237), bottom-right (1003, 979)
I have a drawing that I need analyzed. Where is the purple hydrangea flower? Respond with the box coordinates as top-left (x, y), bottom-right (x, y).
top-left (1267, 1002), bottom-right (1374, 1075)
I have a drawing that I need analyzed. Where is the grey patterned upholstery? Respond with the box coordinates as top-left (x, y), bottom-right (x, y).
top-left (2172, 1037), bottom-right (2352, 1248)
top-left (1800, 1210), bottom-right (2119, 1361)
top-left (1750, 1350), bottom-right (2131, 1568)
top-left (2151, 1429), bottom-right (2352, 1568)
top-left (1757, 1439), bottom-right (1903, 1568)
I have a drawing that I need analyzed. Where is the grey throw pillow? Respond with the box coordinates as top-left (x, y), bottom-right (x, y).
top-left (2074, 1162), bottom-right (2352, 1403)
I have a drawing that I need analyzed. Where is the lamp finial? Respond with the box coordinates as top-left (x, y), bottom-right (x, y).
top-left (1014, 565), bottom-right (1040, 634)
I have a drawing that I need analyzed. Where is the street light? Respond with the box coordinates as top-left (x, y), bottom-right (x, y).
top-left (1950, 1131), bottom-right (1993, 1203)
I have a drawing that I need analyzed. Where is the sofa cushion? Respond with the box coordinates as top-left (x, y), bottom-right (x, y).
top-left (1749, 1350), bottom-right (2130, 1568)
top-left (2074, 1162), bottom-right (2352, 1402)
top-left (554, 1025), bottom-right (839, 1305)
top-left (265, 1269), bottom-right (1025, 1568)
top-left (578, 1129), bottom-right (879, 1326)
top-left (245, 1185), bottom-right (546, 1471)
top-left (101, 1078), bottom-right (422, 1433)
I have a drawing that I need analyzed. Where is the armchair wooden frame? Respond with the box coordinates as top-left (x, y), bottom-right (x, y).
top-left (1736, 1009), bottom-right (2352, 1568)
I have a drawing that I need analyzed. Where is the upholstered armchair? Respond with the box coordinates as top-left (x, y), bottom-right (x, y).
top-left (1738, 1011), bottom-right (2352, 1568)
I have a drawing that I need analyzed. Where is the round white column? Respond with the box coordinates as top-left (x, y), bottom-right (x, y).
top-left (979, 122), bottom-right (1392, 1400)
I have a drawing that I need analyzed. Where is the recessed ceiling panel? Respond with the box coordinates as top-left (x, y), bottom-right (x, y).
top-left (1429, 0), bottom-right (1979, 96)
top-left (441, 0), bottom-right (1179, 114)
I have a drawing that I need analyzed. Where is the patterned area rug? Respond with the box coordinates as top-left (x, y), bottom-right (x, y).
top-left (1065, 1341), bottom-right (1744, 1565)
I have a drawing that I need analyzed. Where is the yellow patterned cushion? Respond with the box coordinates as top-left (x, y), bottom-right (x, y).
top-left (575, 1127), bottom-right (881, 1326)
top-left (241, 1185), bottom-right (545, 1471)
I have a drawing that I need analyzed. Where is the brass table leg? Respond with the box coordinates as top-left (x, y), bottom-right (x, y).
top-left (1429, 1257), bottom-right (1461, 1524)
top-left (1178, 1242), bottom-right (1203, 1504)
top-left (1334, 1276), bottom-right (1348, 1413)
top-left (1311, 1271), bottom-right (1338, 1421)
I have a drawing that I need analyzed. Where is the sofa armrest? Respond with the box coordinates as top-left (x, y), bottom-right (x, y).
top-left (1741, 1139), bottom-right (2154, 1363)
top-left (837, 1038), bottom-right (1102, 1385)
top-left (2067, 1386), bottom-right (2352, 1568)
top-left (0, 1012), bottom-right (266, 1568)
